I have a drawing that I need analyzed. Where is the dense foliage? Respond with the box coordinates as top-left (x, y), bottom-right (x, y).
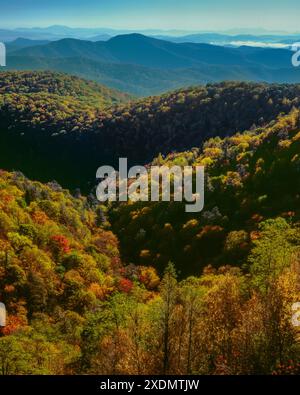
top-left (0, 197), bottom-right (299, 375)
top-left (0, 71), bottom-right (131, 106)
top-left (0, 170), bottom-right (299, 374)
top-left (0, 72), bottom-right (299, 375)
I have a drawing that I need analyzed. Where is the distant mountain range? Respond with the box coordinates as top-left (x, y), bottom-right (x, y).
top-left (154, 33), bottom-right (300, 46)
top-left (10, 34), bottom-right (260, 68)
top-left (3, 34), bottom-right (300, 96)
top-left (1, 25), bottom-right (300, 41)
top-left (0, 26), bottom-right (114, 41)
top-left (6, 38), bottom-right (51, 52)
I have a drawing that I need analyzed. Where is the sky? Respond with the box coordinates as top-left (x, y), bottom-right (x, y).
top-left (0, 0), bottom-right (299, 32)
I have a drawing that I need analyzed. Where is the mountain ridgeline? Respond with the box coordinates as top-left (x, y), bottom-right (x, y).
top-left (9, 34), bottom-right (264, 68)
top-left (0, 72), bottom-right (300, 191)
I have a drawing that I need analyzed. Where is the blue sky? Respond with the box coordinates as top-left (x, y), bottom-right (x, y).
top-left (0, 0), bottom-right (299, 31)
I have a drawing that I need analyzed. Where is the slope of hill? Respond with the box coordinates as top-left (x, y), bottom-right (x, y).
top-left (0, 70), bottom-right (131, 105)
top-left (12, 38), bottom-right (116, 62)
top-left (102, 34), bottom-right (249, 68)
top-left (5, 38), bottom-right (50, 52)
top-left (7, 55), bottom-right (206, 96)
top-left (0, 169), bottom-right (122, 318)
top-left (110, 109), bottom-right (300, 276)
top-left (0, 169), bottom-right (144, 374)
top-left (6, 54), bottom-right (266, 96)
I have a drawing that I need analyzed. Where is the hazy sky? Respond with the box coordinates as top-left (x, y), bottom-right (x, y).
top-left (0, 0), bottom-right (299, 32)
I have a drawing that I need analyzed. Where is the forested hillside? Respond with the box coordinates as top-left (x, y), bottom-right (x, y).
top-left (1, 73), bottom-right (300, 190)
top-left (0, 71), bottom-right (131, 105)
top-left (111, 109), bottom-right (300, 275)
top-left (0, 170), bottom-right (299, 375)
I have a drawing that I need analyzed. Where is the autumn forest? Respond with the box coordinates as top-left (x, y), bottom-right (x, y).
top-left (0, 70), bottom-right (299, 376)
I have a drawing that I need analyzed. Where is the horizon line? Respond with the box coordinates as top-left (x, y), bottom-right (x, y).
top-left (1, 25), bottom-right (300, 36)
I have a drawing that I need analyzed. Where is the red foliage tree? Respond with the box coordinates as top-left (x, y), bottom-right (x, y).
top-left (50, 234), bottom-right (71, 256)
top-left (118, 278), bottom-right (133, 294)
